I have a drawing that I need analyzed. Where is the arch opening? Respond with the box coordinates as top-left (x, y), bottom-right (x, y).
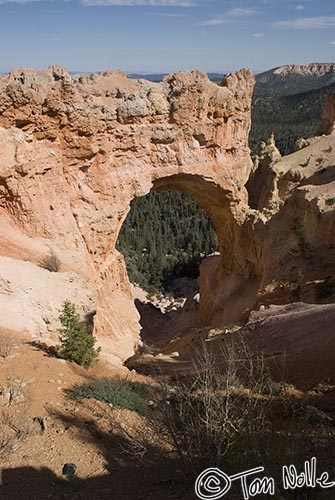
top-left (116, 181), bottom-right (221, 345)
top-left (117, 188), bottom-right (218, 297)
top-left (94, 173), bottom-right (262, 362)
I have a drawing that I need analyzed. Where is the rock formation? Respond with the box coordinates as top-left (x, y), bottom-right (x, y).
top-left (319, 93), bottom-right (335, 135)
top-left (246, 133), bottom-right (282, 210)
top-left (198, 92), bottom-right (335, 327)
top-left (1, 65), bottom-right (334, 362)
top-left (0, 65), bottom-right (255, 361)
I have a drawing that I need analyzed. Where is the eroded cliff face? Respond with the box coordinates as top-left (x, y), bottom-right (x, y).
top-left (0, 66), bottom-right (256, 361)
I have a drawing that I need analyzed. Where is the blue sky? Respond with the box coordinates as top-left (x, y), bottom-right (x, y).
top-left (0, 0), bottom-right (334, 74)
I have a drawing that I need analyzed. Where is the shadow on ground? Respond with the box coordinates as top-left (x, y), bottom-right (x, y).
top-left (0, 410), bottom-right (196, 500)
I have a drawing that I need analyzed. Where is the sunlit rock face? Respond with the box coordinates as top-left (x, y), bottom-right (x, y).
top-left (0, 65), bottom-right (258, 361)
top-left (1, 65), bottom-right (335, 362)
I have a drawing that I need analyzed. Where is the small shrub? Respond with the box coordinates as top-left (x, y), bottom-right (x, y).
top-left (323, 146), bottom-right (332, 153)
top-left (325, 197), bottom-right (335, 206)
top-left (299, 156), bottom-right (311, 168)
top-left (4, 376), bottom-right (26, 407)
top-left (312, 382), bottom-right (335, 395)
top-left (57, 301), bottom-right (100, 368)
top-left (42, 248), bottom-right (61, 272)
top-left (0, 376), bottom-right (30, 457)
top-left (68, 378), bottom-right (151, 415)
top-left (0, 409), bottom-right (28, 457)
top-left (316, 156), bottom-right (324, 165)
top-left (316, 276), bottom-right (335, 299)
top-left (261, 380), bottom-right (296, 396)
top-left (291, 218), bottom-right (309, 258)
top-left (153, 339), bottom-right (272, 473)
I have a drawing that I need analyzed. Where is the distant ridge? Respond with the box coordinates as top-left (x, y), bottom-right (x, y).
top-left (127, 72), bottom-right (225, 83)
top-left (255, 63), bottom-right (335, 95)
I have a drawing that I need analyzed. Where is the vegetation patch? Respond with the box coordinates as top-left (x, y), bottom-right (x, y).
top-left (299, 156), bottom-right (311, 168)
top-left (151, 339), bottom-right (334, 500)
top-left (68, 378), bottom-right (151, 416)
top-left (291, 217), bottom-right (310, 258)
top-left (312, 382), bottom-right (335, 395)
top-left (325, 197), bottom-right (335, 206)
top-left (0, 334), bottom-right (13, 358)
top-left (117, 190), bottom-right (218, 293)
top-left (249, 81), bottom-right (335, 156)
top-left (41, 247), bottom-right (61, 272)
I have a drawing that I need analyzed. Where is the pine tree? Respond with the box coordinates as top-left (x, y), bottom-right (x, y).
top-left (57, 301), bottom-right (100, 368)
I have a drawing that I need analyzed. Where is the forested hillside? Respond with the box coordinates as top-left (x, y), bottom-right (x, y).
top-left (250, 81), bottom-right (335, 155)
top-left (118, 68), bottom-right (332, 293)
top-left (116, 191), bottom-right (218, 293)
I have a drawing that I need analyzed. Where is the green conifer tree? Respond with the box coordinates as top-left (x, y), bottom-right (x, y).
top-left (57, 301), bottom-right (100, 368)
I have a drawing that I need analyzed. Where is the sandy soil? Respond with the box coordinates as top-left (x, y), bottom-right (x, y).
top-left (0, 332), bottom-right (196, 500)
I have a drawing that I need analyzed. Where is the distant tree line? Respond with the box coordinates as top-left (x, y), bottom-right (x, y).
top-left (116, 191), bottom-right (218, 293)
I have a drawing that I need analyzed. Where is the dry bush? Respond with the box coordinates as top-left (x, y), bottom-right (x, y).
top-left (41, 247), bottom-right (61, 272)
top-left (152, 337), bottom-right (330, 500)
top-left (0, 376), bottom-right (30, 458)
top-left (0, 333), bottom-right (14, 359)
top-left (0, 407), bottom-right (29, 458)
top-left (153, 337), bottom-right (273, 475)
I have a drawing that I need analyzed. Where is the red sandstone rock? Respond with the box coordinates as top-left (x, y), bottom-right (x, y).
top-left (1, 65), bottom-right (334, 362)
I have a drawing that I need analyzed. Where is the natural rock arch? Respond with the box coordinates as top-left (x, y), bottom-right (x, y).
top-left (0, 65), bottom-right (261, 361)
top-left (113, 171), bottom-right (264, 344)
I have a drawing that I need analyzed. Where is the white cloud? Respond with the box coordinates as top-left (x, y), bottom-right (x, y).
top-left (150, 11), bottom-right (187, 16)
top-left (330, 41), bottom-right (335, 45)
top-left (253, 32), bottom-right (264, 38)
top-left (0, 0), bottom-right (39, 3)
top-left (276, 16), bottom-right (335, 29)
top-left (198, 7), bottom-right (254, 27)
top-left (225, 7), bottom-right (255, 17)
top-left (295, 4), bottom-right (305, 11)
top-left (81, 0), bottom-right (194, 5)
top-left (198, 17), bottom-right (226, 26)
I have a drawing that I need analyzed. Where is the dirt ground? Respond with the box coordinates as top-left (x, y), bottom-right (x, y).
top-left (0, 331), bottom-right (197, 500)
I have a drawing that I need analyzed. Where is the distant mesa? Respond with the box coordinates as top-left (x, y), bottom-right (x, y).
top-left (255, 62), bottom-right (335, 95)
